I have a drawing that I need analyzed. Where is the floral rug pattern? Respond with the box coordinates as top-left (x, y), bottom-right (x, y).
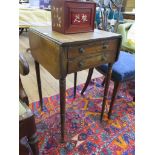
top-left (30, 77), bottom-right (135, 155)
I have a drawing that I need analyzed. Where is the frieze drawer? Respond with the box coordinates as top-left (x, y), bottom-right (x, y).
top-left (67, 50), bottom-right (117, 73)
top-left (68, 39), bottom-right (118, 59)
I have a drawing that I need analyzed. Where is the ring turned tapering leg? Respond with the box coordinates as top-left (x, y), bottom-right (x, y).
top-left (100, 63), bottom-right (113, 121)
top-left (59, 78), bottom-right (66, 143)
top-left (74, 72), bottom-right (77, 98)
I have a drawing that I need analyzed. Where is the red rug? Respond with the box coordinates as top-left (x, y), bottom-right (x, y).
top-left (30, 77), bottom-right (135, 155)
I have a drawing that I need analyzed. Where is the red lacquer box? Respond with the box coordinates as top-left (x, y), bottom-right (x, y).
top-left (51, 0), bottom-right (96, 34)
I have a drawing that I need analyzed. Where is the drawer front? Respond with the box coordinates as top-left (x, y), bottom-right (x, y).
top-left (68, 39), bottom-right (118, 59)
top-left (68, 50), bottom-right (116, 73)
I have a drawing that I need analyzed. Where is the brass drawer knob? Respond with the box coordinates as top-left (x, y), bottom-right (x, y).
top-left (101, 55), bottom-right (107, 62)
top-left (79, 61), bottom-right (84, 68)
top-left (79, 48), bottom-right (85, 54)
top-left (102, 44), bottom-right (109, 49)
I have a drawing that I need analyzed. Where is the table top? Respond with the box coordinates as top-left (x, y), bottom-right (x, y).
top-left (30, 27), bottom-right (121, 46)
top-left (19, 22), bottom-right (31, 28)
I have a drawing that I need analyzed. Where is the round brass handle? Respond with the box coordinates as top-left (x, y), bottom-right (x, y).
top-left (102, 44), bottom-right (109, 49)
top-left (79, 48), bottom-right (85, 54)
top-left (79, 61), bottom-right (84, 68)
top-left (101, 55), bottom-right (107, 62)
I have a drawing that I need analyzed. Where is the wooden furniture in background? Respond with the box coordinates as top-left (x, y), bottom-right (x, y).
top-left (19, 53), bottom-right (30, 104)
top-left (19, 102), bottom-right (38, 155)
top-left (29, 26), bottom-right (122, 142)
top-left (19, 53), bottom-right (38, 155)
top-left (123, 12), bottom-right (135, 20)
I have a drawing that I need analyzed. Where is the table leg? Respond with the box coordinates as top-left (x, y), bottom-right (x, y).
top-left (34, 61), bottom-right (43, 111)
top-left (100, 63), bottom-right (113, 121)
top-left (108, 81), bottom-right (120, 119)
top-left (81, 68), bottom-right (94, 95)
top-left (74, 72), bottom-right (77, 98)
top-left (59, 78), bottom-right (66, 143)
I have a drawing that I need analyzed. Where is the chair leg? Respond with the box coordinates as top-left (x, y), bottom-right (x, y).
top-left (101, 77), bottom-right (106, 87)
top-left (74, 72), bottom-right (77, 98)
top-left (19, 28), bottom-right (24, 35)
top-left (108, 81), bottom-right (120, 119)
top-left (81, 68), bottom-right (94, 95)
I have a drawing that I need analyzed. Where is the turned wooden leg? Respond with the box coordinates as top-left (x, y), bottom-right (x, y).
top-left (81, 68), bottom-right (94, 95)
top-left (108, 81), bottom-right (120, 119)
top-left (34, 61), bottom-right (43, 111)
top-left (74, 72), bottom-right (77, 98)
top-left (100, 63), bottom-right (113, 121)
top-left (59, 78), bottom-right (66, 143)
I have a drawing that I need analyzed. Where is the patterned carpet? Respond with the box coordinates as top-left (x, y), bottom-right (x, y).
top-left (30, 77), bottom-right (135, 155)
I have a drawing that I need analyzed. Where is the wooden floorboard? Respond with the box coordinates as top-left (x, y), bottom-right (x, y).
top-left (19, 31), bottom-right (102, 103)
